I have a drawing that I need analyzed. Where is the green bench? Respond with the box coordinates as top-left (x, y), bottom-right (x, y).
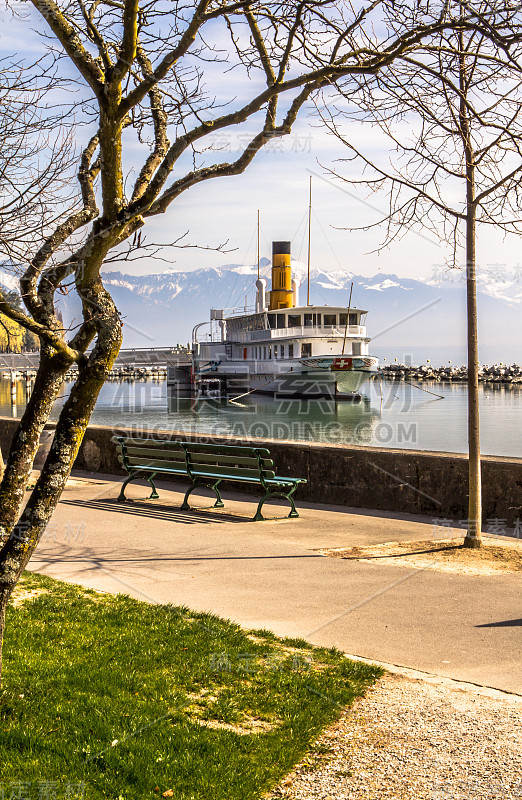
top-left (112, 436), bottom-right (307, 521)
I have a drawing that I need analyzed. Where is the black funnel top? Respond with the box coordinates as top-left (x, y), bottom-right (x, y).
top-left (272, 241), bottom-right (291, 256)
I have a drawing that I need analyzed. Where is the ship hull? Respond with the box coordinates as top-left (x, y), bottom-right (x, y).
top-left (195, 356), bottom-right (378, 399)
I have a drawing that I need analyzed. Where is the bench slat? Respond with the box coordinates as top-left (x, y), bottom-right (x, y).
top-left (112, 436), bottom-right (270, 459)
top-left (112, 436), bottom-right (183, 449)
top-left (191, 470), bottom-right (285, 483)
top-left (190, 465), bottom-right (276, 480)
top-left (124, 446), bottom-right (187, 460)
top-left (184, 442), bottom-right (270, 457)
top-left (122, 446), bottom-right (272, 469)
top-left (118, 460), bottom-right (292, 485)
top-left (118, 455), bottom-right (187, 471)
top-left (188, 453), bottom-right (273, 469)
top-left (119, 455), bottom-right (276, 481)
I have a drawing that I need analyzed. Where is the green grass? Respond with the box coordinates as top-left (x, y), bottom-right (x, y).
top-left (0, 572), bottom-right (382, 799)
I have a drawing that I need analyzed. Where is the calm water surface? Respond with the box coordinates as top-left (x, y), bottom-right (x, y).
top-left (1, 377), bottom-right (521, 458)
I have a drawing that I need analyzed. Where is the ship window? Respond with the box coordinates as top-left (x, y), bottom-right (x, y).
top-left (304, 314), bottom-right (313, 327)
top-left (324, 314), bottom-right (336, 326)
top-left (268, 314), bottom-right (276, 329)
top-left (289, 344), bottom-right (294, 358)
top-left (276, 313), bottom-right (286, 328)
top-left (349, 313), bottom-right (358, 326)
top-left (302, 343), bottom-right (312, 357)
top-left (313, 313), bottom-right (321, 326)
top-left (226, 313), bottom-right (266, 335)
top-left (288, 314), bottom-right (301, 327)
top-left (274, 344), bottom-right (278, 358)
top-left (353, 342), bottom-right (361, 355)
top-left (280, 344), bottom-right (285, 358)
top-left (263, 346), bottom-right (267, 360)
top-left (268, 345), bottom-right (272, 359)
top-left (339, 314), bottom-right (347, 326)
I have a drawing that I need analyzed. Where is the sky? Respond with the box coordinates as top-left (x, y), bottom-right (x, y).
top-left (2, 4), bottom-right (522, 284)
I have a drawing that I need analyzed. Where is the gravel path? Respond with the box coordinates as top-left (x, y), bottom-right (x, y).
top-left (266, 673), bottom-right (522, 800)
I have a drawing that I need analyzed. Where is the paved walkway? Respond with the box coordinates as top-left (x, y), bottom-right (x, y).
top-left (30, 472), bottom-right (522, 695)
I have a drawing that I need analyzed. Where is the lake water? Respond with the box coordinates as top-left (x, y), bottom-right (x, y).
top-left (1, 377), bottom-right (521, 458)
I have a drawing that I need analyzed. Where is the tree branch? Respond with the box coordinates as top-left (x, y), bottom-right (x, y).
top-left (30, 0), bottom-right (105, 95)
top-left (0, 291), bottom-right (80, 362)
top-left (147, 81), bottom-right (318, 215)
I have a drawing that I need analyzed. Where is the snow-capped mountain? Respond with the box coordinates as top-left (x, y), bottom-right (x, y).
top-left (3, 262), bottom-right (520, 361)
top-left (0, 269), bottom-right (19, 293)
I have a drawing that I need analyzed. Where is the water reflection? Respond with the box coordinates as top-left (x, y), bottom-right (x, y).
top-left (166, 392), bottom-right (381, 446)
top-left (0, 377), bottom-right (520, 457)
top-left (0, 376), bottom-right (33, 419)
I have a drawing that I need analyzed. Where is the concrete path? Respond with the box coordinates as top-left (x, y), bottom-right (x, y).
top-left (30, 472), bottom-right (522, 695)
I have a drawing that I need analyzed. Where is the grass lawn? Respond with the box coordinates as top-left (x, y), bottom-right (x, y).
top-left (0, 572), bottom-right (381, 800)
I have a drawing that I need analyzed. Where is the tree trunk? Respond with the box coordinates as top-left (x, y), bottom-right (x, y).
top-left (459, 28), bottom-right (482, 549)
top-left (0, 348), bottom-right (71, 545)
top-left (0, 284), bottom-right (122, 684)
top-left (465, 200), bottom-right (482, 548)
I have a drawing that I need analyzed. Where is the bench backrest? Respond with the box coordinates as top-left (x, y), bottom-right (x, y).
top-left (112, 436), bottom-right (276, 482)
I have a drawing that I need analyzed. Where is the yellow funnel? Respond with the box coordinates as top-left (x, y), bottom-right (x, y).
top-left (269, 241), bottom-right (293, 310)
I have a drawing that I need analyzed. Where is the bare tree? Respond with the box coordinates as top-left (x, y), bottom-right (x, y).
top-left (0, 58), bottom-right (76, 481)
top-left (321, 5), bottom-right (522, 548)
top-left (0, 0), bottom-right (518, 677)
top-left (0, 59), bottom-right (77, 266)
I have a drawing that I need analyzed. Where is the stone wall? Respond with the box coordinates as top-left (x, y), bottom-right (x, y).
top-left (1, 417), bottom-right (520, 524)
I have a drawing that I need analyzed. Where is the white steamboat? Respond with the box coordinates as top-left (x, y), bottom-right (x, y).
top-left (170, 241), bottom-right (379, 399)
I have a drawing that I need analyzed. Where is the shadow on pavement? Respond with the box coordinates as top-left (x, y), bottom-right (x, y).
top-left (58, 497), bottom-right (296, 524)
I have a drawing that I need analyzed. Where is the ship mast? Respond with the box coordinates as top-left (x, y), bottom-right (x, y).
top-left (342, 282), bottom-right (354, 356)
top-left (257, 209), bottom-right (260, 280)
top-left (307, 176), bottom-right (312, 306)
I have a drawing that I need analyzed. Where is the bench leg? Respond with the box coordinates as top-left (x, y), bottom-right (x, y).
top-left (181, 479), bottom-right (225, 511)
top-left (253, 491), bottom-right (271, 521)
top-left (181, 479), bottom-right (200, 511)
top-left (210, 480), bottom-right (224, 508)
top-left (147, 474), bottom-right (159, 500)
top-left (285, 483), bottom-right (300, 519)
top-left (253, 486), bottom-right (300, 521)
top-left (117, 474), bottom-right (135, 502)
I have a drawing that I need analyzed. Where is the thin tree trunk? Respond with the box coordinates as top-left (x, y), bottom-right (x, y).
top-left (465, 199), bottom-right (482, 547)
top-left (0, 348), bottom-right (71, 545)
top-left (459, 28), bottom-right (482, 549)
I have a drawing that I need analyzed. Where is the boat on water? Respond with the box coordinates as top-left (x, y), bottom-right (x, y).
top-left (168, 241), bottom-right (379, 400)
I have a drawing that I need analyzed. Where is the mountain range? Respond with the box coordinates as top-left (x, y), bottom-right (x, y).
top-left (1, 261), bottom-right (521, 364)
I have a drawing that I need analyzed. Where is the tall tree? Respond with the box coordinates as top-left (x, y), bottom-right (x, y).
top-left (0, 0), bottom-right (518, 677)
top-left (321, 4), bottom-right (522, 547)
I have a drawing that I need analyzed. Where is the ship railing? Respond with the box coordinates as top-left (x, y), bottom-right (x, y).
top-left (222, 304), bottom-right (257, 316)
top-left (234, 325), bottom-right (365, 343)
